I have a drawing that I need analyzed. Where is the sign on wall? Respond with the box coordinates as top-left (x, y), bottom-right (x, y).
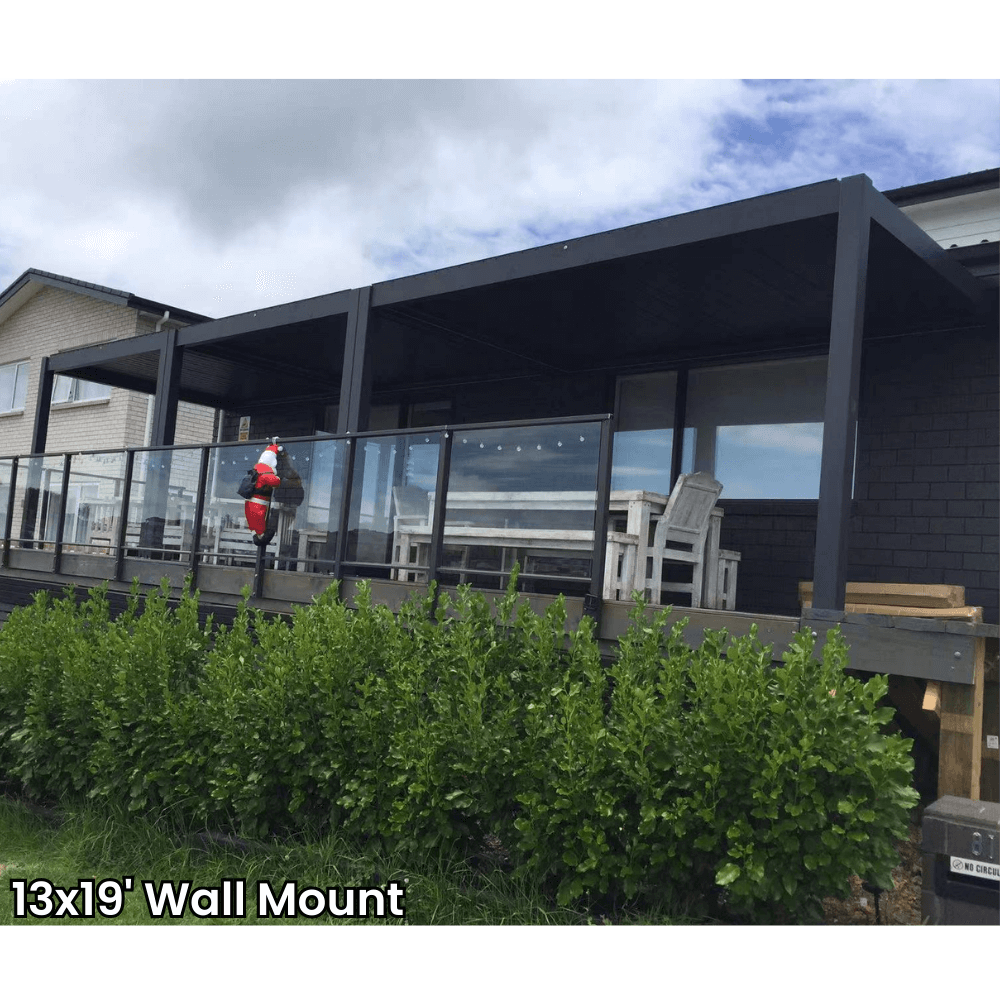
top-left (238, 416), bottom-right (251, 442)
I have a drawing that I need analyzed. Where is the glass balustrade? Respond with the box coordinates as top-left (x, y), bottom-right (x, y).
top-left (125, 447), bottom-right (203, 561)
top-left (343, 432), bottom-right (441, 580)
top-left (11, 455), bottom-right (66, 549)
top-left (198, 438), bottom-right (347, 573)
top-left (61, 451), bottom-right (128, 558)
top-left (440, 421), bottom-right (601, 595)
top-left (0, 459), bottom-right (13, 540)
top-left (0, 414), bottom-right (612, 598)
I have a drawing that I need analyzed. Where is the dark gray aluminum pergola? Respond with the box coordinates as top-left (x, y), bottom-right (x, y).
top-left (34, 173), bottom-right (987, 616)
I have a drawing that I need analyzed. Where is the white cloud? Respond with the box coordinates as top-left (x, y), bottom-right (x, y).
top-left (720, 423), bottom-right (824, 455)
top-left (0, 79), bottom-right (996, 318)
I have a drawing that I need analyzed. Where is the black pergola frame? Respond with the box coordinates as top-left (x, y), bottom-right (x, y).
top-left (31, 173), bottom-right (987, 616)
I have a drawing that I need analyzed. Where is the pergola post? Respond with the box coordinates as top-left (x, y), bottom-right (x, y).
top-left (149, 327), bottom-right (183, 447)
top-left (31, 355), bottom-right (55, 454)
top-left (812, 174), bottom-right (872, 612)
top-left (337, 287), bottom-right (373, 434)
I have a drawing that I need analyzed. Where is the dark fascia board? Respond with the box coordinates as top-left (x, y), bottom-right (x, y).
top-left (866, 177), bottom-right (989, 308)
top-left (178, 288), bottom-right (353, 347)
top-left (370, 179), bottom-right (843, 307)
top-left (882, 167), bottom-right (999, 207)
top-left (48, 330), bottom-right (167, 372)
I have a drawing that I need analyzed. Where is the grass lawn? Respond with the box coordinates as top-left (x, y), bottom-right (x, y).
top-left (0, 796), bottom-right (692, 926)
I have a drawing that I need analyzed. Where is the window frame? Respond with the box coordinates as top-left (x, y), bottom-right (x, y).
top-left (614, 352), bottom-right (832, 501)
top-left (51, 375), bottom-right (112, 406)
top-left (0, 360), bottom-right (30, 414)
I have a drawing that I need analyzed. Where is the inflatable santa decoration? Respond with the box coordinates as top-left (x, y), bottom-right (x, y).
top-left (245, 441), bottom-right (282, 546)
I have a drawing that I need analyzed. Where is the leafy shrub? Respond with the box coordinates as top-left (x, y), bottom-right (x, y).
top-left (0, 573), bottom-right (918, 922)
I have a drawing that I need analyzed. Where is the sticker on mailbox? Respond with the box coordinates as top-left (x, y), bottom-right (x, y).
top-left (950, 856), bottom-right (1000, 881)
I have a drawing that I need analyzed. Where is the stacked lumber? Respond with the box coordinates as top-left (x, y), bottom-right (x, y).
top-left (798, 581), bottom-right (982, 621)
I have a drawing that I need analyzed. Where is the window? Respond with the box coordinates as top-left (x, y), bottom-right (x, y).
top-left (0, 361), bottom-right (29, 413)
top-left (684, 357), bottom-right (828, 499)
top-left (613, 357), bottom-right (830, 500)
top-left (52, 376), bottom-right (111, 405)
top-left (612, 371), bottom-right (694, 494)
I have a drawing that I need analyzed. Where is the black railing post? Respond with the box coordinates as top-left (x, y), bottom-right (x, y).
top-left (2, 456), bottom-right (18, 568)
top-left (52, 453), bottom-right (72, 574)
top-left (188, 445), bottom-right (212, 588)
top-left (114, 449), bottom-right (136, 583)
top-left (426, 430), bottom-right (453, 602)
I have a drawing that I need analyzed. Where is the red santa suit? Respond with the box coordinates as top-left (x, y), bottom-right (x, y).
top-left (245, 442), bottom-right (282, 543)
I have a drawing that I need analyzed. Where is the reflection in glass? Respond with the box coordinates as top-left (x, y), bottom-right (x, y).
top-left (685, 358), bottom-right (827, 499)
top-left (61, 451), bottom-right (127, 560)
top-left (198, 439), bottom-right (347, 572)
top-left (0, 459), bottom-right (13, 539)
top-left (344, 433), bottom-right (440, 578)
top-left (125, 448), bottom-right (202, 560)
top-left (13, 455), bottom-right (66, 548)
top-left (612, 371), bottom-right (678, 494)
top-left (438, 422), bottom-right (601, 595)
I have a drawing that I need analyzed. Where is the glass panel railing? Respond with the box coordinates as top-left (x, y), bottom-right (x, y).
top-left (198, 438), bottom-right (348, 573)
top-left (0, 415), bottom-right (611, 599)
top-left (438, 421), bottom-right (602, 595)
top-left (343, 432), bottom-right (441, 580)
top-left (60, 451), bottom-right (128, 561)
top-left (0, 458), bottom-right (14, 540)
top-left (125, 448), bottom-right (202, 561)
top-left (11, 455), bottom-right (66, 549)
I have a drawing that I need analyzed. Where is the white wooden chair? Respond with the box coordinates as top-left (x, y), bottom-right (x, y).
top-left (391, 486), bottom-right (431, 580)
top-left (643, 471), bottom-right (724, 608)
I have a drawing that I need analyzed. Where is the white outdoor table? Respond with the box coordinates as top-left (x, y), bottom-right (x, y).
top-left (391, 488), bottom-right (738, 609)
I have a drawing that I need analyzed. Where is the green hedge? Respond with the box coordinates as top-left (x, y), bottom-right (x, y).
top-left (0, 575), bottom-right (917, 922)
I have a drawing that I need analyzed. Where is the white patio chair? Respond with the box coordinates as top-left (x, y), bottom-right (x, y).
top-left (643, 471), bottom-right (724, 608)
top-left (391, 485), bottom-right (431, 580)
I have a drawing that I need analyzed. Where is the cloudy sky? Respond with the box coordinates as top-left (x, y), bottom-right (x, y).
top-left (1, 57), bottom-right (998, 323)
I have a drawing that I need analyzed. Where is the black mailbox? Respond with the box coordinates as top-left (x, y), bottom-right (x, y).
top-left (922, 796), bottom-right (1000, 925)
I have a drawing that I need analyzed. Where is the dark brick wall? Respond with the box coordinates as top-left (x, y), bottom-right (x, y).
top-left (717, 500), bottom-right (817, 617)
top-left (849, 320), bottom-right (999, 623)
top-left (714, 319), bottom-right (997, 622)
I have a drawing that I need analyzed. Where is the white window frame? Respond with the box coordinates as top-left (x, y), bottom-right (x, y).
top-left (52, 375), bottom-right (111, 405)
top-left (0, 360), bottom-right (30, 414)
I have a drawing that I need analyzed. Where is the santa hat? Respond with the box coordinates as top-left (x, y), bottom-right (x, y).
top-left (257, 443), bottom-right (280, 470)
